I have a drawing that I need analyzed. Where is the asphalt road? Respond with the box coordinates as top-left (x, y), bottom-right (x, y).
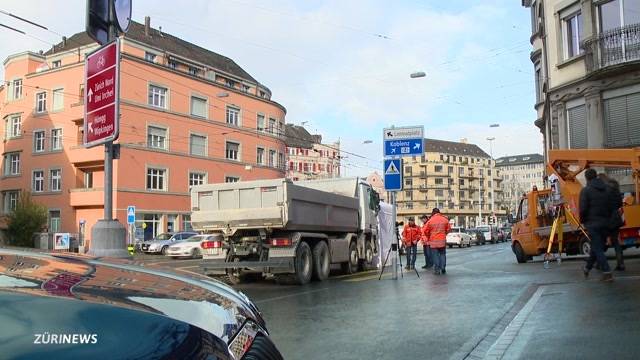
top-left (137, 243), bottom-right (640, 359)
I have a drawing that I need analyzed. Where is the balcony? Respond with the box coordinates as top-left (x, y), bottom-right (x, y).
top-left (584, 24), bottom-right (640, 74)
top-left (68, 146), bottom-right (104, 166)
top-left (70, 188), bottom-right (104, 207)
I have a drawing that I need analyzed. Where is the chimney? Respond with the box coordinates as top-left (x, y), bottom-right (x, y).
top-left (460, 138), bottom-right (468, 144)
top-left (62, 36), bottom-right (67, 47)
top-left (144, 16), bottom-right (151, 36)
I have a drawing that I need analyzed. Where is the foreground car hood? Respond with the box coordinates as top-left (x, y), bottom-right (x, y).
top-left (0, 249), bottom-right (265, 344)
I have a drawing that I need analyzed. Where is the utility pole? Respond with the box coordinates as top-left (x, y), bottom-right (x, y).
top-left (487, 136), bottom-right (496, 225)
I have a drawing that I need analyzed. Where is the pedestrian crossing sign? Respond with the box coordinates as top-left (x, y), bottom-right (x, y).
top-left (386, 161), bottom-right (400, 174)
top-left (384, 159), bottom-right (402, 191)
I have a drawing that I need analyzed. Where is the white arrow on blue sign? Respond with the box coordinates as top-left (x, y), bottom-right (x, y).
top-left (384, 159), bottom-right (403, 191)
top-left (127, 206), bottom-right (136, 224)
top-left (384, 138), bottom-right (423, 157)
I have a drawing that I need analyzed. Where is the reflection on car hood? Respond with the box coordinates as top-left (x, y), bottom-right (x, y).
top-left (0, 249), bottom-right (265, 342)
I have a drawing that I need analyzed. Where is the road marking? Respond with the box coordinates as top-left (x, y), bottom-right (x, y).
top-left (254, 288), bottom-right (329, 304)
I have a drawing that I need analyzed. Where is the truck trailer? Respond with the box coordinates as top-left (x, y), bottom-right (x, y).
top-left (190, 177), bottom-right (380, 285)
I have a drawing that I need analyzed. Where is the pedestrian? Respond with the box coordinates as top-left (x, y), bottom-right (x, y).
top-left (401, 217), bottom-right (420, 270)
top-left (420, 214), bottom-right (433, 269)
top-left (598, 173), bottom-right (625, 271)
top-left (581, 168), bottom-right (614, 281)
top-left (424, 208), bottom-right (451, 275)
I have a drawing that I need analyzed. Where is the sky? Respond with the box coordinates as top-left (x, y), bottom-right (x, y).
top-left (0, 0), bottom-right (542, 177)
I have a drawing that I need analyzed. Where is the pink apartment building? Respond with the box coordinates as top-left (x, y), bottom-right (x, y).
top-left (284, 124), bottom-right (340, 181)
top-left (0, 18), bottom-right (286, 243)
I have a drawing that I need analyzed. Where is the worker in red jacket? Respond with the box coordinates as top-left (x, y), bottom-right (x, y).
top-left (402, 217), bottom-right (421, 270)
top-left (423, 208), bottom-right (451, 275)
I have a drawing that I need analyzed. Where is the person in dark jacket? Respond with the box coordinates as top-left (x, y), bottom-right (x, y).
top-left (580, 168), bottom-right (613, 281)
top-left (598, 173), bottom-right (625, 271)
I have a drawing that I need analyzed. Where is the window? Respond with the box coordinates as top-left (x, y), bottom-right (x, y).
top-left (257, 114), bottom-right (265, 131)
top-left (189, 172), bottom-right (206, 187)
top-left (145, 52), bottom-right (156, 62)
top-left (146, 168), bottom-right (167, 191)
top-left (168, 60), bottom-right (177, 69)
top-left (148, 85), bottom-right (167, 108)
top-left (435, 178), bottom-right (443, 185)
top-left (303, 163), bottom-right (310, 173)
top-left (568, 103), bottom-right (587, 149)
top-left (534, 62), bottom-right (542, 103)
top-left (268, 118), bottom-right (276, 134)
top-left (269, 150), bottom-right (276, 167)
top-left (34, 131), bottom-right (45, 152)
top-left (434, 165), bottom-right (443, 172)
top-left (289, 161), bottom-right (294, 171)
top-left (4, 153), bottom-right (20, 175)
top-left (7, 116), bottom-right (21, 138)
top-left (435, 189), bottom-right (444, 197)
top-left (79, 84), bottom-right (85, 104)
top-left (189, 134), bottom-right (207, 156)
top-left (460, 179), bottom-right (465, 186)
top-left (147, 126), bottom-right (167, 150)
top-left (226, 79), bottom-right (236, 88)
top-left (188, 67), bottom-right (199, 76)
top-left (226, 106), bottom-right (240, 126)
top-left (4, 191), bottom-right (19, 212)
top-left (225, 176), bottom-right (240, 183)
top-left (405, 178), bottom-right (412, 186)
top-left (52, 60), bottom-right (61, 68)
top-left (182, 214), bottom-right (193, 231)
top-left (84, 171), bottom-right (93, 189)
top-left (257, 147), bottom-right (265, 165)
top-left (448, 166), bottom-right (454, 174)
top-left (405, 190), bottom-right (412, 198)
top-left (51, 128), bottom-right (63, 150)
top-left (562, 11), bottom-right (583, 59)
top-left (599, 0), bottom-right (640, 32)
top-left (278, 153), bottom-right (284, 169)
top-left (52, 88), bottom-right (64, 111)
top-left (459, 167), bottom-right (464, 176)
top-left (190, 96), bottom-right (207, 118)
top-left (604, 92), bottom-right (640, 147)
top-left (259, 90), bottom-right (266, 98)
top-left (12, 79), bottom-right (22, 100)
top-left (242, 85), bottom-right (250, 93)
top-left (226, 141), bottom-right (239, 160)
top-left (32, 170), bottom-right (44, 192)
top-left (460, 190), bottom-right (466, 198)
top-left (49, 210), bottom-right (61, 233)
top-left (50, 169), bottom-right (61, 192)
top-left (36, 92), bottom-right (47, 113)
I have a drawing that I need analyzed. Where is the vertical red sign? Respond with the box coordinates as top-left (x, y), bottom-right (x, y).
top-left (84, 39), bottom-right (119, 147)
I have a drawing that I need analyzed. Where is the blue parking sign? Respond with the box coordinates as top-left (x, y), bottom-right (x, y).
top-left (127, 206), bottom-right (136, 224)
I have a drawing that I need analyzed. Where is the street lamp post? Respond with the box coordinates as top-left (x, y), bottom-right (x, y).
top-left (486, 136), bottom-right (496, 224)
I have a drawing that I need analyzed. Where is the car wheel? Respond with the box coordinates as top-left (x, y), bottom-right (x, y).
top-left (192, 248), bottom-right (202, 259)
top-left (161, 246), bottom-right (168, 255)
top-left (513, 242), bottom-right (527, 263)
top-left (580, 237), bottom-right (591, 256)
top-left (341, 241), bottom-right (359, 275)
top-left (312, 241), bottom-right (330, 281)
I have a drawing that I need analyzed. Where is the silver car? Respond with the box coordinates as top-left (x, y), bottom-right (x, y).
top-left (166, 234), bottom-right (218, 259)
top-left (141, 232), bottom-right (198, 255)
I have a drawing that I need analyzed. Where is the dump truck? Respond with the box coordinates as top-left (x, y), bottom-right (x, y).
top-left (190, 177), bottom-right (380, 285)
top-left (511, 148), bottom-right (640, 263)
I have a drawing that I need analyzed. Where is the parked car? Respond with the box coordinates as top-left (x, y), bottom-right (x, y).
top-left (466, 229), bottom-right (486, 245)
top-left (476, 225), bottom-right (499, 244)
top-left (141, 231), bottom-right (199, 255)
top-left (166, 234), bottom-right (220, 259)
top-left (497, 228), bottom-right (506, 242)
top-left (446, 227), bottom-right (472, 248)
top-left (0, 248), bottom-right (283, 359)
top-left (501, 226), bottom-right (512, 240)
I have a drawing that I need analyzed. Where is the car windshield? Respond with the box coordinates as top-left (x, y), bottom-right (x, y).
top-left (154, 233), bottom-right (172, 240)
top-left (185, 236), bottom-right (203, 242)
top-left (477, 226), bottom-right (490, 232)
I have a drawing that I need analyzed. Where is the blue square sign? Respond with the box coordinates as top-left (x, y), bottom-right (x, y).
top-left (384, 159), bottom-right (402, 191)
top-left (127, 206), bottom-right (136, 224)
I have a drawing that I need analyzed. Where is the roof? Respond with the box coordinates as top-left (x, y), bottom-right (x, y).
top-left (424, 138), bottom-right (490, 158)
top-left (284, 124), bottom-right (318, 149)
top-left (494, 153), bottom-right (544, 167)
top-left (45, 20), bottom-right (258, 84)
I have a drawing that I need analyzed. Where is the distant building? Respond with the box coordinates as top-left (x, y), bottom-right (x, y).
top-left (495, 154), bottom-right (545, 214)
top-left (366, 171), bottom-right (387, 202)
top-left (396, 138), bottom-right (506, 228)
top-left (284, 124), bottom-right (340, 180)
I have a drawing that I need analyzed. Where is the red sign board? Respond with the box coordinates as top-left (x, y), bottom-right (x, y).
top-left (84, 40), bottom-right (119, 147)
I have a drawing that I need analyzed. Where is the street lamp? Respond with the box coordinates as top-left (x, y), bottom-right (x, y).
top-left (363, 140), bottom-right (373, 144)
top-left (486, 136), bottom-right (496, 225)
top-left (410, 71), bottom-right (426, 78)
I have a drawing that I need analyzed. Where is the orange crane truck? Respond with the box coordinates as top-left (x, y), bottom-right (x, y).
top-left (511, 148), bottom-right (640, 263)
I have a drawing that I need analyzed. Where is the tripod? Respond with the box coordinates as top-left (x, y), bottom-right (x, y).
top-left (379, 228), bottom-right (420, 279)
top-left (543, 203), bottom-right (590, 269)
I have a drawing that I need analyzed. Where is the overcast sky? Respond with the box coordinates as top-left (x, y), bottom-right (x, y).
top-left (0, 0), bottom-right (541, 176)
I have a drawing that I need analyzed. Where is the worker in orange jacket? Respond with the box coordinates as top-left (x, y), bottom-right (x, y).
top-left (423, 208), bottom-right (451, 275)
top-left (402, 217), bottom-right (421, 270)
top-left (420, 214), bottom-right (433, 269)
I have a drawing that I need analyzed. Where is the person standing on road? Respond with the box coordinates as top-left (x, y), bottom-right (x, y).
top-left (402, 217), bottom-right (420, 270)
top-left (580, 168), bottom-right (614, 281)
top-left (598, 173), bottom-right (625, 271)
top-left (424, 208), bottom-right (451, 275)
top-left (420, 214), bottom-right (433, 269)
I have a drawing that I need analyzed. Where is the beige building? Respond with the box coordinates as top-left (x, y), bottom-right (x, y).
top-left (495, 154), bottom-right (545, 215)
top-left (523, 0), bottom-right (640, 161)
top-left (284, 124), bottom-right (340, 180)
top-left (396, 139), bottom-right (506, 228)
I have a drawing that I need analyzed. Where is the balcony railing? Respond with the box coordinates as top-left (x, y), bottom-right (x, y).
top-left (584, 24), bottom-right (640, 72)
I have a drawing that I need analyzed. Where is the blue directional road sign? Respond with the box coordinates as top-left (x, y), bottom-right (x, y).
top-left (384, 159), bottom-right (403, 191)
top-left (127, 205), bottom-right (136, 224)
top-left (384, 138), bottom-right (423, 157)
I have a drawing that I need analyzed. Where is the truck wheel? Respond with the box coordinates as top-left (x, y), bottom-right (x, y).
top-left (580, 237), bottom-right (591, 256)
top-left (358, 241), bottom-right (374, 271)
top-left (341, 241), bottom-right (359, 274)
top-left (312, 241), bottom-right (330, 281)
top-left (513, 242), bottom-right (527, 263)
top-left (292, 241), bottom-right (313, 285)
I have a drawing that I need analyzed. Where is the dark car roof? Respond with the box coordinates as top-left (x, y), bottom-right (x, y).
top-left (0, 249), bottom-right (264, 343)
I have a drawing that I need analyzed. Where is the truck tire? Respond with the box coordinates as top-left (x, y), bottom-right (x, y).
top-left (277, 241), bottom-right (313, 285)
top-left (312, 241), bottom-right (330, 281)
top-left (358, 241), bottom-right (374, 271)
top-left (341, 241), bottom-right (359, 274)
top-left (513, 242), bottom-right (527, 264)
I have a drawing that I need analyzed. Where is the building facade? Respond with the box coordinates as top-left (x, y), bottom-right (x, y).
top-left (284, 124), bottom-right (340, 180)
top-left (523, 0), bottom-right (640, 159)
top-left (396, 139), bottom-right (506, 228)
top-left (366, 171), bottom-right (388, 203)
top-left (495, 153), bottom-right (545, 214)
top-left (0, 18), bottom-right (286, 243)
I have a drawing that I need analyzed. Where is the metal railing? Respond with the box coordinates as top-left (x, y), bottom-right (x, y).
top-left (584, 24), bottom-right (640, 72)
